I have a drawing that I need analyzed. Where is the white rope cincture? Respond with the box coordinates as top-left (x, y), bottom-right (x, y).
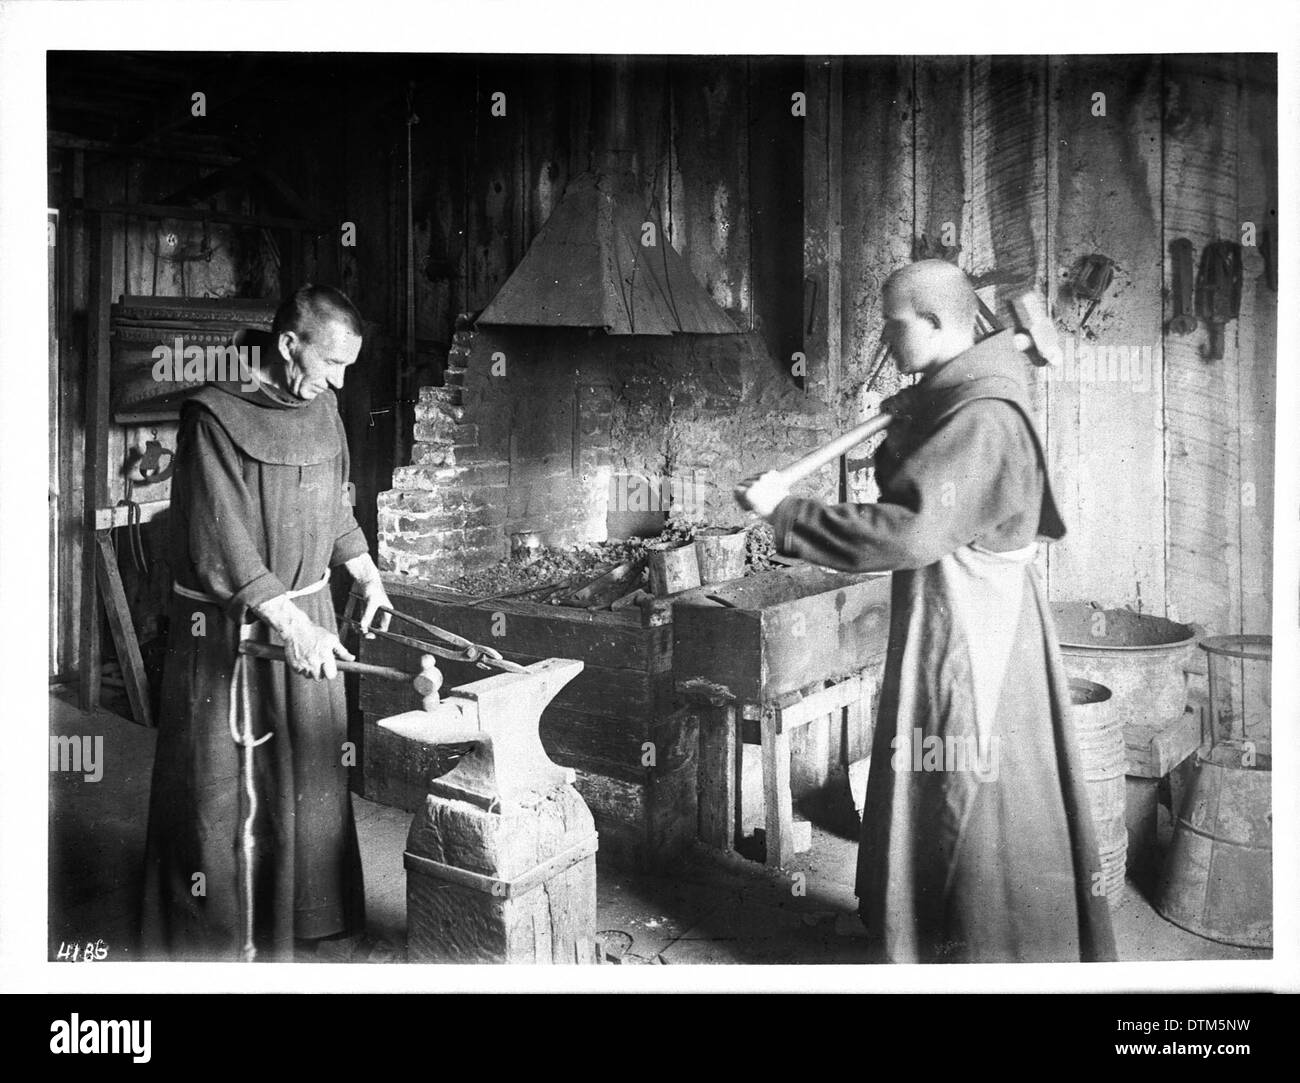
top-left (229, 623), bottom-right (273, 963)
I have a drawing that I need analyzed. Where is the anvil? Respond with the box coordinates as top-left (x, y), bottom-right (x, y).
top-left (378, 657), bottom-right (585, 812)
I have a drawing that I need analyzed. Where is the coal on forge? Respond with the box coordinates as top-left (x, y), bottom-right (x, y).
top-left (442, 520), bottom-right (782, 608)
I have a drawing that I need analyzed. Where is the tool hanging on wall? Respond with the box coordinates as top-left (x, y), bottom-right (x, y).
top-left (133, 437), bottom-right (175, 485)
top-left (1168, 238), bottom-right (1198, 335)
top-left (1195, 240), bottom-right (1243, 361)
top-left (1067, 254), bottom-right (1116, 331)
top-left (114, 483), bottom-right (150, 576)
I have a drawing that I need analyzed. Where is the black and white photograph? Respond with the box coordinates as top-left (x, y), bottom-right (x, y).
top-left (2, 0), bottom-right (1297, 1041)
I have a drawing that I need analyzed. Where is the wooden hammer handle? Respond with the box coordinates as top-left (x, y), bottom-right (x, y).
top-left (772, 410), bottom-right (893, 487)
top-left (238, 640), bottom-right (414, 683)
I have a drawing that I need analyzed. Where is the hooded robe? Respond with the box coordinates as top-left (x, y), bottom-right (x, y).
top-left (140, 360), bottom-right (369, 962)
top-left (769, 331), bottom-right (1116, 963)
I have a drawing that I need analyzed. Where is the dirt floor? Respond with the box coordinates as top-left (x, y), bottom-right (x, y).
top-left (48, 692), bottom-right (1269, 966)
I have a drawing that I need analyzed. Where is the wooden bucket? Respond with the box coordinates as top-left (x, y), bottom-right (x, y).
top-left (647, 542), bottom-right (700, 596)
top-left (1069, 677), bottom-right (1127, 908)
top-left (694, 527), bottom-right (746, 586)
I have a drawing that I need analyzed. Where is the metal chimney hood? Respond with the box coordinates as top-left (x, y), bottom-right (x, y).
top-left (477, 59), bottom-right (738, 336)
top-left (476, 171), bottom-right (738, 336)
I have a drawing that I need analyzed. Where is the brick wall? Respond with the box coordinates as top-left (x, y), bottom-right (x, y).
top-left (378, 320), bottom-right (838, 585)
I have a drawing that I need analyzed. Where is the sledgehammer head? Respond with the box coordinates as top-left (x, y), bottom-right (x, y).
top-left (1009, 290), bottom-right (1062, 367)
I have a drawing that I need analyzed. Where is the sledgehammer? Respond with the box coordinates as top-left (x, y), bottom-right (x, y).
top-left (739, 290), bottom-right (1060, 493)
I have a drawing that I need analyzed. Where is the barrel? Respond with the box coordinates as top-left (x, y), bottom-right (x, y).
top-left (1069, 677), bottom-right (1127, 908)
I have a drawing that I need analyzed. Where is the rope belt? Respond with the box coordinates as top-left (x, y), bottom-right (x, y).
top-left (171, 570), bottom-right (327, 963)
top-left (230, 622), bottom-right (267, 963)
top-left (172, 570), bottom-right (330, 605)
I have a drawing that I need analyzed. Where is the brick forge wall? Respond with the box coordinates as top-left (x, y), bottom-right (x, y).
top-left (377, 323), bottom-right (510, 583)
top-left (378, 321), bottom-right (841, 586)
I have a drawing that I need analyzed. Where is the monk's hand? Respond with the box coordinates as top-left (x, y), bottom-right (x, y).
top-left (256, 595), bottom-right (355, 680)
top-left (733, 471), bottom-right (789, 518)
top-left (345, 553), bottom-right (393, 638)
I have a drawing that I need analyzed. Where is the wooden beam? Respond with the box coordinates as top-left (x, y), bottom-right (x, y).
top-left (94, 535), bottom-right (154, 727)
top-left (78, 214), bottom-right (112, 711)
top-left (776, 674), bottom-right (864, 733)
top-left (48, 132), bottom-right (240, 167)
top-left (93, 500), bottom-right (170, 531)
top-left (77, 199), bottom-right (329, 234)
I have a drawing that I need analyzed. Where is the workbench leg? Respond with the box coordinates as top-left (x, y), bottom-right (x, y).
top-left (697, 703), bottom-right (737, 852)
top-left (762, 707), bottom-right (793, 868)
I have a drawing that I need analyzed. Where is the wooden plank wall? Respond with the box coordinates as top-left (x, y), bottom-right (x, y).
top-left (1048, 56), bottom-right (1165, 611)
top-left (833, 54), bottom-right (1275, 638)
top-left (840, 57), bottom-right (914, 504)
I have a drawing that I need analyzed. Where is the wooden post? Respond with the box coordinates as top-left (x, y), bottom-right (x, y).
top-left (696, 702), bottom-right (737, 852)
top-left (761, 705), bottom-right (793, 868)
top-left (78, 213), bottom-right (112, 711)
top-left (803, 57), bottom-right (843, 406)
top-left (844, 669), bottom-right (874, 765)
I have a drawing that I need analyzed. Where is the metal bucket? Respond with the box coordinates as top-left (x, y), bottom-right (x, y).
top-left (694, 527), bottom-right (746, 586)
top-left (1155, 741), bottom-right (1272, 948)
top-left (1051, 603), bottom-right (1196, 729)
top-left (1069, 678), bottom-right (1127, 908)
top-left (1155, 635), bottom-right (1272, 949)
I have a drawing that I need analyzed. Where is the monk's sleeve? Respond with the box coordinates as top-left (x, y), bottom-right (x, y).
top-left (329, 415), bottom-right (368, 566)
top-left (768, 400), bottom-right (1031, 573)
top-left (185, 409), bottom-right (289, 616)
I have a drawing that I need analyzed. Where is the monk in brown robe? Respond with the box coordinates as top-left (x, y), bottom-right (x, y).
top-left (737, 261), bottom-right (1116, 963)
top-left (141, 286), bottom-right (392, 962)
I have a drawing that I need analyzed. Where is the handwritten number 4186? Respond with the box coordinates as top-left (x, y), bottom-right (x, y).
top-left (55, 940), bottom-right (108, 962)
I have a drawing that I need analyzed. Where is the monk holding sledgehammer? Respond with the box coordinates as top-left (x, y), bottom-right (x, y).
top-left (735, 260), bottom-right (1116, 963)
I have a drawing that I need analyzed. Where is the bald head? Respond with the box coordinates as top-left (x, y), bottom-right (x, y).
top-left (884, 260), bottom-right (978, 331)
top-left (881, 259), bottom-right (979, 375)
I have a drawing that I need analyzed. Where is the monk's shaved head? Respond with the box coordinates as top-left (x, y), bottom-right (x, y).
top-left (881, 260), bottom-right (980, 374)
top-left (883, 259), bottom-right (978, 332)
